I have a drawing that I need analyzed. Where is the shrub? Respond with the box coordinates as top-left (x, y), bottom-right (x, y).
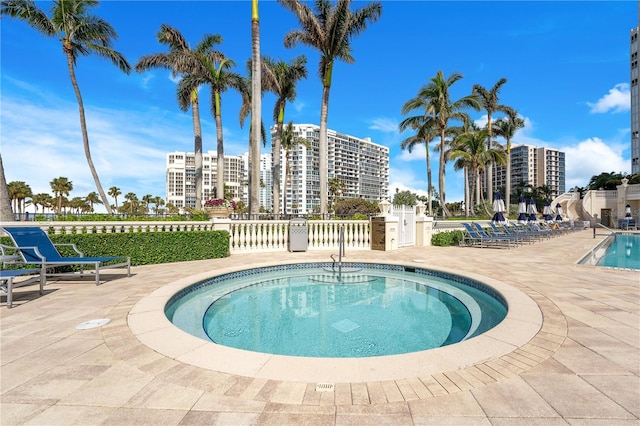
top-left (0, 231), bottom-right (230, 267)
top-left (431, 230), bottom-right (464, 246)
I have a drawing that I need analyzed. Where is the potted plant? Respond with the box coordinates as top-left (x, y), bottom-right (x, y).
top-left (203, 198), bottom-right (237, 218)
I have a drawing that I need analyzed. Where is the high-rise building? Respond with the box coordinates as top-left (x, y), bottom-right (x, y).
top-left (239, 152), bottom-right (273, 211)
top-left (166, 124), bottom-right (389, 213)
top-left (271, 124), bottom-right (389, 214)
top-left (631, 15), bottom-right (639, 174)
top-left (166, 151), bottom-right (245, 210)
top-left (491, 144), bottom-right (565, 199)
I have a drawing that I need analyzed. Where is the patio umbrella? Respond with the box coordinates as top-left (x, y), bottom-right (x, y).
top-left (527, 197), bottom-right (538, 223)
top-left (491, 191), bottom-right (507, 224)
top-left (543, 201), bottom-right (553, 222)
top-left (555, 203), bottom-right (563, 221)
top-left (517, 194), bottom-right (528, 223)
top-left (625, 204), bottom-right (632, 218)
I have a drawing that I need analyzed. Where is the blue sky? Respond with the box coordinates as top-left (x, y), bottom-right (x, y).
top-left (1, 0), bottom-right (636, 212)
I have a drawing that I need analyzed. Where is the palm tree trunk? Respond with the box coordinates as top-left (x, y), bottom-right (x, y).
top-left (319, 66), bottom-right (332, 215)
top-left (425, 145), bottom-right (432, 215)
top-left (214, 96), bottom-right (225, 200)
top-left (249, 0), bottom-right (261, 215)
top-left (463, 166), bottom-right (469, 217)
top-left (0, 154), bottom-right (14, 221)
top-left (438, 131), bottom-right (450, 217)
top-left (284, 153), bottom-right (291, 215)
top-left (66, 52), bottom-right (112, 214)
top-left (192, 91), bottom-right (203, 210)
top-left (273, 117), bottom-right (284, 215)
top-left (486, 114), bottom-right (493, 201)
top-left (505, 145), bottom-right (512, 212)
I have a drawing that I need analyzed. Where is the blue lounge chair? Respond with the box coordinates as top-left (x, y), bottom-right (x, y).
top-left (2, 227), bottom-right (130, 285)
top-left (462, 223), bottom-right (514, 249)
top-left (471, 223), bottom-right (520, 247)
top-left (0, 269), bottom-right (44, 308)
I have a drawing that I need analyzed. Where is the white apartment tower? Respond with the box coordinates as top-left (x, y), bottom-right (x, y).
top-left (239, 153), bottom-right (273, 211)
top-left (166, 151), bottom-right (245, 210)
top-left (491, 145), bottom-right (566, 199)
top-left (631, 15), bottom-right (639, 174)
top-left (271, 124), bottom-right (389, 214)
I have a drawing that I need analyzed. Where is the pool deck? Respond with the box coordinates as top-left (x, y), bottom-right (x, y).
top-left (2, 229), bottom-right (639, 425)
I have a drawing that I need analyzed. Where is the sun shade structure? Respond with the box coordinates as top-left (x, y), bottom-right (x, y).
top-left (555, 203), bottom-right (563, 221)
top-left (491, 191), bottom-right (507, 224)
top-left (543, 201), bottom-right (553, 222)
top-left (1, 227), bottom-right (130, 285)
top-left (527, 197), bottom-right (538, 223)
top-left (517, 194), bottom-right (528, 223)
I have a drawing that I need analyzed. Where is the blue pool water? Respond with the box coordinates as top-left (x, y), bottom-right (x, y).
top-left (591, 234), bottom-right (640, 270)
top-left (165, 263), bottom-right (507, 358)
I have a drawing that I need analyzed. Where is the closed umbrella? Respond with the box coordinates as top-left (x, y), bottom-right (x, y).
top-left (543, 201), bottom-right (553, 222)
top-left (517, 194), bottom-right (528, 223)
top-left (491, 191), bottom-right (507, 224)
top-left (625, 204), bottom-right (632, 218)
top-left (555, 203), bottom-right (563, 221)
top-left (527, 197), bottom-right (538, 223)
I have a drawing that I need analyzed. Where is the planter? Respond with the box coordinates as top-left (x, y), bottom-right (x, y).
top-left (204, 207), bottom-right (233, 219)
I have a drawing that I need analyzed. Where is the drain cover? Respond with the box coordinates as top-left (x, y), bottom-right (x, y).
top-left (315, 383), bottom-right (335, 392)
top-left (76, 318), bottom-right (111, 330)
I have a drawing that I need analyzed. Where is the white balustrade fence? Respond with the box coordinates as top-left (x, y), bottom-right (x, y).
top-left (0, 220), bottom-right (371, 254)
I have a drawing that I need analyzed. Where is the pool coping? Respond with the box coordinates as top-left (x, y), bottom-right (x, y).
top-left (128, 260), bottom-right (543, 383)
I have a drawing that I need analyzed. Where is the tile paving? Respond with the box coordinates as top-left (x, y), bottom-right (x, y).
top-left (1, 229), bottom-right (638, 425)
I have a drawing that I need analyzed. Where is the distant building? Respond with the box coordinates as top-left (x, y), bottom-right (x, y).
top-left (271, 124), bottom-right (389, 214)
top-left (165, 151), bottom-right (244, 210)
top-left (239, 152), bottom-right (273, 211)
top-left (491, 145), bottom-right (566, 199)
top-left (631, 18), bottom-right (639, 174)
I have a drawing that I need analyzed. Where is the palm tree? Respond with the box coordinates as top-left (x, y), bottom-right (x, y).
top-left (108, 186), bottom-right (121, 211)
top-left (472, 78), bottom-right (508, 200)
top-left (2, 0), bottom-right (131, 214)
top-left (262, 55), bottom-right (308, 215)
top-left (278, 0), bottom-right (382, 214)
top-left (124, 192), bottom-right (138, 215)
top-left (407, 71), bottom-right (480, 217)
top-left (281, 121), bottom-right (311, 214)
top-left (493, 106), bottom-right (524, 209)
top-left (250, 0), bottom-right (262, 216)
top-left (329, 176), bottom-right (346, 212)
top-left (399, 91), bottom-right (441, 215)
top-left (135, 25), bottom-right (223, 211)
top-left (142, 194), bottom-right (153, 214)
top-left (30, 193), bottom-right (52, 215)
top-left (50, 177), bottom-right (73, 214)
top-left (449, 129), bottom-right (506, 216)
top-left (178, 57), bottom-right (244, 203)
top-left (85, 191), bottom-right (102, 212)
top-left (7, 181), bottom-right (31, 216)
top-left (0, 154), bottom-right (13, 221)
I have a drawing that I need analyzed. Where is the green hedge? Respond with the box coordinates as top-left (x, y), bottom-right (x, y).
top-left (1, 231), bottom-right (230, 267)
top-left (431, 230), bottom-right (464, 247)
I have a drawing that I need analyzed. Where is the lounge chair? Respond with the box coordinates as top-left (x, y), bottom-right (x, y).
top-left (462, 223), bottom-right (515, 249)
top-left (0, 269), bottom-right (44, 308)
top-left (471, 223), bottom-right (521, 247)
top-left (1, 226), bottom-right (130, 285)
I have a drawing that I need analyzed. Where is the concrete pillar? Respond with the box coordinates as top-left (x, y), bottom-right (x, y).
top-left (370, 201), bottom-right (399, 251)
top-left (416, 216), bottom-right (434, 247)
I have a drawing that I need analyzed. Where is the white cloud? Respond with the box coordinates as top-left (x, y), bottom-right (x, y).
top-left (1, 95), bottom-right (192, 212)
top-left (561, 138), bottom-right (629, 189)
top-left (397, 143), bottom-right (427, 161)
top-left (587, 83), bottom-right (630, 114)
top-left (369, 117), bottom-right (398, 133)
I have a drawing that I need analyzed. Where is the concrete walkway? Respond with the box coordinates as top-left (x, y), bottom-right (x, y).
top-left (1, 229), bottom-right (638, 425)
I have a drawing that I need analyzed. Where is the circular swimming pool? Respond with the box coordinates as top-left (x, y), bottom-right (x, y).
top-left (165, 263), bottom-right (507, 358)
